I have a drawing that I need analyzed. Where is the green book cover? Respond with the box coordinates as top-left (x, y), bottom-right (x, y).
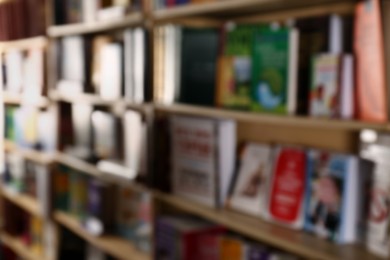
top-left (251, 27), bottom-right (290, 114)
top-left (217, 25), bottom-right (256, 109)
top-left (5, 106), bottom-right (15, 141)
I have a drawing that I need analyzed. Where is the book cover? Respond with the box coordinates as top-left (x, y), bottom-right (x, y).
top-left (266, 146), bottom-right (306, 229)
top-left (354, 0), bottom-right (388, 122)
top-left (54, 166), bottom-right (70, 211)
top-left (229, 143), bottom-right (272, 217)
top-left (251, 27), bottom-right (298, 114)
top-left (304, 150), bottom-right (357, 243)
top-left (170, 116), bottom-right (217, 207)
top-left (309, 53), bottom-right (341, 117)
top-left (245, 244), bottom-right (269, 260)
top-left (69, 171), bottom-right (88, 219)
top-left (99, 43), bottom-right (123, 100)
top-left (216, 24), bottom-right (256, 110)
top-left (91, 111), bottom-right (117, 160)
top-left (220, 236), bottom-right (246, 260)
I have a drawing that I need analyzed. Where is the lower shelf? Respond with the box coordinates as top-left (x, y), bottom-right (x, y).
top-left (54, 211), bottom-right (150, 260)
top-left (0, 188), bottom-right (42, 217)
top-left (0, 232), bottom-right (47, 260)
top-left (155, 192), bottom-right (381, 260)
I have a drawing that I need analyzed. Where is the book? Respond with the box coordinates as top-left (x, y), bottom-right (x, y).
top-left (170, 116), bottom-right (236, 207)
top-left (91, 111), bottom-right (118, 160)
top-left (69, 103), bottom-right (93, 159)
top-left (309, 53), bottom-right (341, 117)
top-left (54, 166), bottom-right (70, 211)
top-left (304, 150), bottom-right (368, 243)
top-left (134, 28), bottom-right (146, 103)
top-left (265, 146), bottom-right (306, 229)
top-left (220, 236), bottom-right (246, 260)
top-left (91, 36), bottom-right (112, 94)
top-left (5, 50), bottom-right (23, 94)
top-left (69, 171), bottom-right (88, 219)
top-left (179, 28), bottom-right (219, 106)
top-left (229, 143), bottom-right (272, 217)
top-left (354, 0), bottom-right (387, 122)
top-left (216, 24), bottom-right (256, 110)
top-left (339, 54), bottom-right (354, 119)
top-left (251, 26), bottom-right (299, 114)
top-left (124, 29), bottom-right (134, 101)
top-left (155, 216), bottom-right (225, 260)
top-left (99, 43), bottom-right (123, 100)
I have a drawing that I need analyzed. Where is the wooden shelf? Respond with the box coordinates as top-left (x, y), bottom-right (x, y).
top-left (155, 192), bottom-right (380, 260)
top-left (47, 13), bottom-right (143, 37)
top-left (54, 211), bottom-right (150, 260)
top-left (3, 92), bottom-right (50, 107)
top-left (0, 233), bottom-right (47, 260)
top-left (4, 140), bottom-right (56, 165)
top-left (153, 0), bottom-right (351, 21)
top-left (0, 188), bottom-right (42, 217)
top-left (55, 152), bottom-right (103, 178)
top-left (155, 103), bottom-right (387, 131)
top-left (0, 36), bottom-right (47, 53)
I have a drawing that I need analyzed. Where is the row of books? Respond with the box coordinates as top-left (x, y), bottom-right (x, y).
top-left (5, 106), bottom-right (56, 152)
top-left (0, 0), bottom-right (46, 41)
top-left (58, 28), bottom-right (150, 102)
top-left (54, 165), bottom-right (152, 252)
top-left (2, 48), bottom-right (46, 98)
top-left (156, 215), bottom-right (298, 260)
top-left (53, 0), bottom-right (142, 25)
top-left (2, 200), bottom-right (45, 256)
top-left (154, 0), bottom-right (388, 122)
top-left (154, 0), bottom-right (215, 9)
top-left (60, 104), bottom-right (147, 180)
top-left (169, 115), bottom-right (369, 245)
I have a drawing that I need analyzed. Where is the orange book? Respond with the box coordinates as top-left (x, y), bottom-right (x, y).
top-left (220, 236), bottom-right (244, 260)
top-left (354, 0), bottom-right (388, 122)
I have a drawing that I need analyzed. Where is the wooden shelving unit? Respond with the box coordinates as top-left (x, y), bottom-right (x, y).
top-left (54, 211), bottom-right (150, 260)
top-left (155, 104), bottom-right (386, 131)
top-left (4, 140), bottom-right (55, 165)
top-left (47, 13), bottom-right (144, 37)
top-left (0, 232), bottom-right (48, 260)
top-left (3, 92), bottom-right (50, 108)
top-left (0, 188), bottom-right (42, 217)
top-left (156, 192), bottom-right (380, 260)
top-left (54, 152), bottom-right (103, 178)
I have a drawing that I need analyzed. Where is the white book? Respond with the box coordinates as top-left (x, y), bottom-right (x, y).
top-left (329, 14), bottom-right (343, 54)
top-left (133, 28), bottom-right (145, 103)
top-left (38, 109), bottom-right (57, 153)
top-left (163, 25), bottom-right (175, 104)
top-left (171, 116), bottom-right (236, 208)
top-left (22, 49), bottom-right (44, 99)
top-left (339, 54), bottom-right (354, 119)
top-left (287, 28), bottom-right (299, 115)
top-left (97, 6), bottom-right (126, 21)
top-left (71, 103), bottom-right (93, 156)
top-left (173, 26), bottom-right (182, 102)
top-left (91, 111), bottom-right (116, 159)
top-left (100, 43), bottom-right (122, 100)
top-left (229, 143), bottom-right (272, 217)
top-left (82, 0), bottom-right (97, 23)
top-left (5, 50), bottom-right (23, 93)
top-left (61, 36), bottom-right (85, 83)
top-left (124, 29), bottom-right (134, 101)
top-left (123, 110), bottom-right (144, 179)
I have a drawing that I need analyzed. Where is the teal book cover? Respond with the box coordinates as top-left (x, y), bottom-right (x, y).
top-left (251, 27), bottom-right (290, 114)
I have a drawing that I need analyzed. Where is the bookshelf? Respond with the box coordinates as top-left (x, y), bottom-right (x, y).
top-left (0, 188), bottom-right (42, 217)
top-left (4, 140), bottom-right (55, 165)
top-left (0, 233), bottom-right (50, 260)
top-left (0, 36), bottom-right (47, 53)
top-left (3, 92), bottom-right (50, 108)
top-left (54, 211), bottom-right (150, 260)
top-left (156, 192), bottom-right (380, 260)
top-left (47, 13), bottom-right (144, 37)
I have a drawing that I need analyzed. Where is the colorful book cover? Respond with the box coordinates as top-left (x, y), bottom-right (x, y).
top-left (309, 53), bottom-right (341, 117)
top-left (266, 146), bottom-right (306, 228)
top-left (251, 27), bottom-right (290, 114)
top-left (5, 106), bottom-right (16, 141)
top-left (304, 150), bottom-right (348, 242)
top-left (69, 171), bottom-right (88, 219)
top-left (354, 0), bottom-right (387, 122)
top-left (170, 116), bottom-right (217, 207)
top-left (246, 244), bottom-right (269, 260)
top-left (220, 236), bottom-right (245, 260)
top-left (229, 143), bottom-right (272, 217)
top-left (54, 166), bottom-right (70, 211)
top-left (30, 216), bottom-right (43, 256)
top-left (216, 25), bottom-right (256, 109)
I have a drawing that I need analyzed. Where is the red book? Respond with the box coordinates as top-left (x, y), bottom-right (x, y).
top-left (354, 0), bottom-right (388, 122)
top-left (266, 146), bottom-right (306, 229)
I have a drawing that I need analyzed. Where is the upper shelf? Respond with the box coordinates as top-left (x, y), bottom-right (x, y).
top-left (47, 13), bottom-right (143, 37)
top-left (156, 192), bottom-right (380, 260)
top-left (152, 0), bottom-right (353, 21)
top-left (0, 36), bottom-right (47, 53)
top-left (3, 92), bottom-right (50, 108)
top-left (155, 104), bottom-right (387, 131)
top-left (4, 140), bottom-right (56, 165)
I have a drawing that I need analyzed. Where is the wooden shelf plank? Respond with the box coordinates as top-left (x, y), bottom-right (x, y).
top-left (155, 192), bottom-right (380, 260)
top-left (0, 233), bottom-right (46, 260)
top-left (3, 92), bottom-right (50, 107)
top-left (4, 140), bottom-right (55, 165)
top-left (55, 152), bottom-right (103, 178)
top-left (0, 36), bottom-right (47, 53)
top-left (47, 13), bottom-right (143, 37)
top-left (0, 188), bottom-right (42, 217)
top-left (54, 211), bottom-right (150, 260)
top-left (153, 0), bottom-right (350, 21)
top-left (155, 103), bottom-right (387, 131)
